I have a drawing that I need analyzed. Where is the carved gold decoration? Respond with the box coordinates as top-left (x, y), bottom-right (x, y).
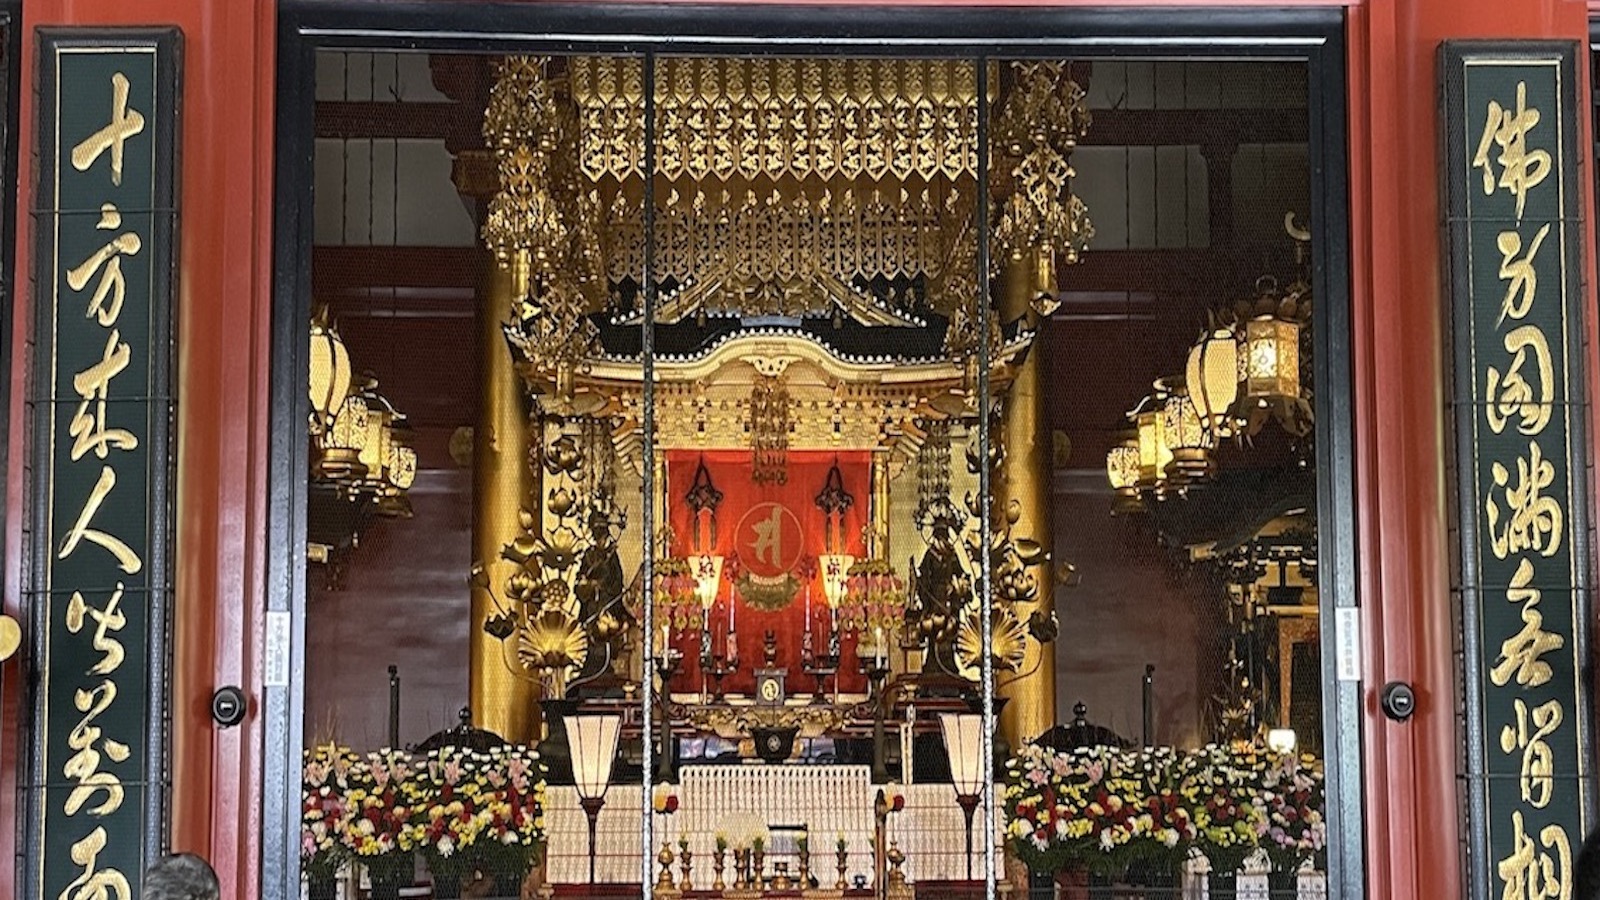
top-left (481, 414), bottom-right (633, 698)
top-left (600, 187), bottom-right (961, 323)
top-left (684, 699), bottom-right (853, 740)
top-left (517, 606), bottom-right (590, 692)
top-left (955, 605), bottom-right (1028, 678)
top-left (992, 61), bottom-right (1093, 309)
top-left (546, 332), bottom-right (1032, 482)
top-left (750, 373), bottom-right (791, 485)
top-left (483, 56), bottom-right (603, 376)
top-left (570, 58), bottom-right (982, 183)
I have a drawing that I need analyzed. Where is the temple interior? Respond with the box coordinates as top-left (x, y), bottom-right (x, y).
top-left (301, 51), bottom-right (1324, 897)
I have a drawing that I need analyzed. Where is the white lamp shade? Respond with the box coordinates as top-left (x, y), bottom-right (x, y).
top-left (939, 713), bottom-right (986, 797)
top-left (694, 554), bottom-right (725, 609)
top-left (565, 713), bottom-right (621, 800)
top-left (1267, 728), bottom-right (1297, 754)
top-left (819, 554), bottom-right (855, 608)
top-left (309, 317), bottom-right (352, 424)
top-left (1185, 328), bottom-right (1240, 433)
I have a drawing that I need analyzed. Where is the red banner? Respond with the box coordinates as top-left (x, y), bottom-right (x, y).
top-left (666, 450), bottom-right (871, 694)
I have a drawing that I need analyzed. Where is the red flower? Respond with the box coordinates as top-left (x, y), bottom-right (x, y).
top-left (665, 795), bottom-right (680, 813)
top-left (891, 795), bottom-right (905, 812)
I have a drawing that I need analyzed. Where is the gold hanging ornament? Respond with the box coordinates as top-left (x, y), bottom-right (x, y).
top-left (992, 61), bottom-right (1094, 311)
top-left (749, 373), bottom-right (791, 485)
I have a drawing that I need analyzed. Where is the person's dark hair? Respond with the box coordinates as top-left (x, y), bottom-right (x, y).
top-left (1577, 828), bottom-right (1600, 900)
top-left (143, 853), bottom-right (220, 900)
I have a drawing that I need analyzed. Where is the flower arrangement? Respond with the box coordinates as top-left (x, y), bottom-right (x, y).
top-left (652, 783), bottom-right (680, 815)
top-left (654, 557), bottom-right (703, 630)
top-left (1178, 744), bottom-right (1267, 876)
top-left (472, 745), bottom-right (548, 887)
top-left (302, 744), bottom-right (364, 882)
top-left (342, 749), bottom-right (421, 885)
top-left (1257, 752), bottom-right (1326, 874)
top-left (840, 558), bottom-right (905, 632)
top-left (300, 743), bottom-right (546, 893)
top-left (1003, 743), bottom-right (1322, 880)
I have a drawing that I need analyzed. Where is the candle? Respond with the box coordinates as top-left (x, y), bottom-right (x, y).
top-left (805, 586), bottom-right (813, 634)
top-left (874, 626), bottom-right (885, 667)
top-left (661, 623), bottom-right (670, 653)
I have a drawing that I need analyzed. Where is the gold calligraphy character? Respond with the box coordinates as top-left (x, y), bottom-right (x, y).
top-left (66, 204), bottom-right (142, 328)
top-left (1473, 81), bottom-right (1552, 223)
top-left (69, 328), bottom-right (137, 462)
top-left (59, 826), bottom-right (130, 900)
top-left (1491, 559), bottom-right (1565, 689)
top-left (70, 72), bottom-right (146, 187)
top-left (1488, 325), bottom-right (1555, 436)
top-left (63, 681), bottom-right (128, 817)
top-left (1500, 697), bottom-right (1563, 808)
top-left (58, 465), bottom-right (142, 575)
top-left (67, 584), bottom-right (126, 676)
top-left (1498, 810), bottom-right (1571, 900)
top-left (749, 506), bottom-right (785, 566)
top-left (1497, 224), bottom-right (1552, 326)
top-left (1486, 440), bottom-right (1563, 560)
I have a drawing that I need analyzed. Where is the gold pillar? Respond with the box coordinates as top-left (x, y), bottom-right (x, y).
top-left (996, 250), bottom-right (1056, 746)
top-left (469, 256), bottom-right (538, 744)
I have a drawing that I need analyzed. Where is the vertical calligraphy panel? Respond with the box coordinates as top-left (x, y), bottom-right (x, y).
top-left (1440, 41), bottom-right (1592, 900)
top-left (28, 30), bottom-right (179, 900)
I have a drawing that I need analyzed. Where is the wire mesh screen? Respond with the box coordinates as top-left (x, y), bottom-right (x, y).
top-left (300, 51), bottom-right (1331, 900)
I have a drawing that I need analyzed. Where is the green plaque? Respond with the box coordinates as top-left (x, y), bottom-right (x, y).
top-left (30, 29), bottom-right (180, 900)
top-left (1441, 40), bottom-right (1591, 899)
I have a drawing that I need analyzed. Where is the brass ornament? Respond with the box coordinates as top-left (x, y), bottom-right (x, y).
top-left (600, 187), bottom-right (958, 324)
top-left (570, 58), bottom-right (982, 183)
top-left (991, 61), bottom-right (1094, 289)
top-left (749, 373), bottom-right (791, 485)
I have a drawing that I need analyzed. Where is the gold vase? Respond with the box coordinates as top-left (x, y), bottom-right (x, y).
top-left (657, 843), bottom-right (676, 891)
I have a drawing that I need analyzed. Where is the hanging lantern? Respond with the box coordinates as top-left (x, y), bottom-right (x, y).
top-left (1241, 316), bottom-right (1300, 403)
top-left (1161, 380), bottom-right (1213, 483)
top-left (1134, 399), bottom-right (1172, 491)
top-left (387, 444), bottom-right (418, 492)
top-left (349, 379), bottom-right (418, 517)
top-left (692, 553), bottom-right (725, 609)
top-left (1104, 430), bottom-right (1143, 515)
top-left (356, 384), bottom-right (397, 494)
top-left (818, 553), bottom-right (855, 608)
top-left (1185, 327), bottom-right (1240, 440)
top-left (308, 307), bottom-right (353, 434)
top-left (316, 394), bottom-right (369, 484)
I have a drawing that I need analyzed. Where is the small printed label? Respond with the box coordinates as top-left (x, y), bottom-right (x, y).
top-left (1335, 607), bottom-right (1361, 682)
top-left (265, 610), bottom-right (291, 687)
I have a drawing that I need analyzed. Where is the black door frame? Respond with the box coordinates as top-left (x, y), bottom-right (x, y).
top-left (270, 4), bottom-right (1360, 898)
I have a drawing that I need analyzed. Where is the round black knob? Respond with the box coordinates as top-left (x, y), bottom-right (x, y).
top-left (211, 686), bottom-right (248, 728)
top-left (1380, 681), bottom-right (1416, 721)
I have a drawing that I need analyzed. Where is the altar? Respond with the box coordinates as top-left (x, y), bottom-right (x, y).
top-left (542, 765), bottom-right (1003, 888)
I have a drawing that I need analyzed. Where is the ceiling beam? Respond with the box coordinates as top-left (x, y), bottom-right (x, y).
top-left (313, 101), bottom-right (1308, 148)
top-left (313, 243), bottom-right (1297, 314)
